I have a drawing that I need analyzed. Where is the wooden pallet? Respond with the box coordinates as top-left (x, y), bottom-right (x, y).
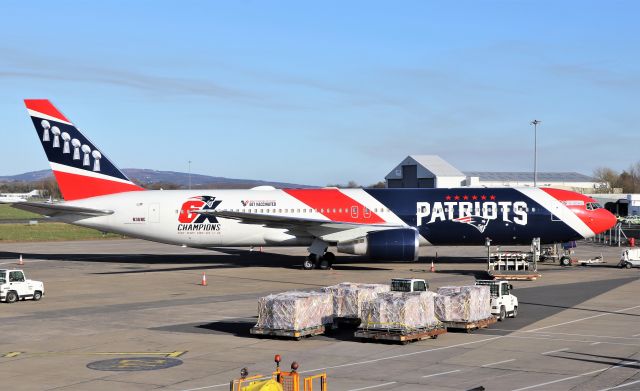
top-left (354, 327), bottom-right (447, 344)
top-left (489, 271), bottom-right (541, 281)
top-left (250, 325), bottom-right (326, 340)
top-left (444, 316), bottom-right (497, 332)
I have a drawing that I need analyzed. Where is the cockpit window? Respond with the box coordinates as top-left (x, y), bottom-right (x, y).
top-left (586, 202), bottom-right (602, 210)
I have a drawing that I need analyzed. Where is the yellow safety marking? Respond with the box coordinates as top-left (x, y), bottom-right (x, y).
top-left (3, 351), bottom-right (186, 358)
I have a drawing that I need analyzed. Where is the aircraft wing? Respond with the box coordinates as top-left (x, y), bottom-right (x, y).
top-left (11, 202), bottom-right (114, 217)
top-left (193, 210), bottom-right (405, 242)
top-left (0, 197), bottom-right (27, 203)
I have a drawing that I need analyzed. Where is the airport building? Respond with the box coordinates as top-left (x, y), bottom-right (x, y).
top-left (385, 154), bottom-right (608, 193)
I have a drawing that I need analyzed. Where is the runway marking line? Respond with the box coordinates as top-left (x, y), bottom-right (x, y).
top-left (511, 360), bottom-right (637, 391)
top-left (541, 348), bottom-right (569, 355)
top-left (489, 328), bottom-right (640, 341)
top-left (347, 382), bottom-right (398, 391)
top-left (422, 369), bottom-right (461, 378)
top-left (481, 358), bottom-right (516, 367)
top-left (499, 334), bottom-right (640, 347)
top-left (524, 304), bottom-right (640, 333)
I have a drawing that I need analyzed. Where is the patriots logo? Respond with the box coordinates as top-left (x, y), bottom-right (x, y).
top-left (178, 195), bottom-right (222, 224)
top-left (452, 215), bottom-right (491, 233)
top-left (195, 196), bottom-right (221, 223)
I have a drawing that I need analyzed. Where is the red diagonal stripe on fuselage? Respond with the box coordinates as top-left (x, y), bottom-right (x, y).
top-left (283, 189), bottom-right (385, 224)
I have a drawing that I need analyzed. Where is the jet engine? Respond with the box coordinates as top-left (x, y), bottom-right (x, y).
top-left (337, 228), bottom-right (419, 262)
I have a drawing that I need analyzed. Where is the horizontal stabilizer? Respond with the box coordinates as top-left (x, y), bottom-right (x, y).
top-left (11, 202), bottom-right (113, 217)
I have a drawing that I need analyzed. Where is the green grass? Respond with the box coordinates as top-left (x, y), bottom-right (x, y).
top-left (0, 204), bottom-right (42, 220)
top-left (0, 223), bottom-right (124, 242)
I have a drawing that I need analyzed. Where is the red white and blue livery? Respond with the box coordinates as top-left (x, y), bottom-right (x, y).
top-left (15, 100), bottom-right (617, 269)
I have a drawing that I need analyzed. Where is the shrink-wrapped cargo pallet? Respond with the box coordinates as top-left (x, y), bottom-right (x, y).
top-left (322, 282), bottom-right (390, 318)
top-left (434, 285), bottom-right (492, 322)
top-left (255, 291), bottom-right (333, 330)
top-left (360, 291), bottom-right (440, 330)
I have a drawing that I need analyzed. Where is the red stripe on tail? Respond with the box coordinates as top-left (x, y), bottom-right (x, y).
top-left (24, 99), bottom-right (70, 123)
top-left (53, 170), bottom-right (144, 200)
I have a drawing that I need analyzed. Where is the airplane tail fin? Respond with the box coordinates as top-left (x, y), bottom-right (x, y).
top-left (24, 99), bottom-right (144, 201)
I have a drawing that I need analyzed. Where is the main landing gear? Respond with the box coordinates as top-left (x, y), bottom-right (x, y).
top-left (303, 239), bottom-right (335, 270)
top-left (303, 252), bottom-right (335, 270)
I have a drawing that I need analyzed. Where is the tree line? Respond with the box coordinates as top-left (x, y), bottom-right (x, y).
top-left (593, 161), bottom-right (640, 193)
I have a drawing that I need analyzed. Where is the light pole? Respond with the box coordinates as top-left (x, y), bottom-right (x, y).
top-left (188, 160), bottom-right (192, 190)
top-left (530, 120), bottom-right (541, 187)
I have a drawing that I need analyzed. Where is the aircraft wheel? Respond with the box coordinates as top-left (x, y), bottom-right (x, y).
top-left (321, 252), bottom-right (335, 268)
top-left (303, 256), bottom-right (316, 270)
top-left (317, 259), bottom-right (330, 270)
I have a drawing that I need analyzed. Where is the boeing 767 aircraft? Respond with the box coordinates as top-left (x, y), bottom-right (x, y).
top-left (11, 99), bottom-right (616, 270)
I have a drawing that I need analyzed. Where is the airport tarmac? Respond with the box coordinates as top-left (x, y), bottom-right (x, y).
top-left (0, 239), bottom-right (638, 391)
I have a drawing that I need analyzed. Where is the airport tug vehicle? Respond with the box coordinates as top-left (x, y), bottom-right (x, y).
top-left (0, 269), bottom-right (44, 303)
top-left (390, 278), bottom-right (428, 292)
top-left (475, 280), bottom-right (518, 321)
top-left (619, 248), bottom-right (640, 269)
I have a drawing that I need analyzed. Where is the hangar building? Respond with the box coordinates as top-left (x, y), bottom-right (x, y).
top-left (385, 155), bottom-right (466, 188)
top-left (385, 154), bottom-right (607, 193)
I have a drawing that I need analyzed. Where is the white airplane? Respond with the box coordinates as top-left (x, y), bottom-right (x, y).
top-left (0, 190), bottom-right (41, 203)
top-left (13, 99), bottom-right (617, 270)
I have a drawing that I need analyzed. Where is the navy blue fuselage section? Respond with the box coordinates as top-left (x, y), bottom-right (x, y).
top-left (365, 188), bottom-right (582, 245)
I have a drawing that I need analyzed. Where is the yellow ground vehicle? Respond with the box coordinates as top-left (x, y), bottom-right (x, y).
top-left (230, 354), bottom-right (327, 391)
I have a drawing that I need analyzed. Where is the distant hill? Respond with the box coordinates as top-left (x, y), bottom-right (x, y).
top-left (0, 169), bottom-right (312, 189)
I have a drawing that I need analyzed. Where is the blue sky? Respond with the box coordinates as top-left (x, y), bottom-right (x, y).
top-left (1, 1), bottom-right (638, 186)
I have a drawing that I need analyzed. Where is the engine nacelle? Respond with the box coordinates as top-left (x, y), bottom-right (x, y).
top-left (337, 228), bottom-right (419, 262)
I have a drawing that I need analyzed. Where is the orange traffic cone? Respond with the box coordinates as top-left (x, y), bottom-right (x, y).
top-left (430, 260), bottom-right (435, 273)
top-left (201, 272), bottom-right (207, 286)
top-left (18, 254), bottom-right (23, 266)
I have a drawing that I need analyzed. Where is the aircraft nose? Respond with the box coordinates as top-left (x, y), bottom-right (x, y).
top-left (588, 209), bottom-right (618, 235)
